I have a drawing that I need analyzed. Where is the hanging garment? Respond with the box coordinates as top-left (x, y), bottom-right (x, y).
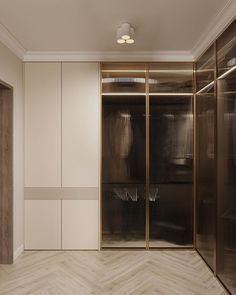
top-left (111, 111), bottom-right (133, 158)
top-left (104, 110), bottom-right (133, 182)
top-left (165, 113), bottom-right (193, 163)
top-left (205, 110), bottom-right (214, 159)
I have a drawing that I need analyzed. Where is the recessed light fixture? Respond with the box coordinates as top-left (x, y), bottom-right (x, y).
top-left (117, 23), bottom-right (135, 44)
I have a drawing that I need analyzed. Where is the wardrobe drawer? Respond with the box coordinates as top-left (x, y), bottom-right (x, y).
top-left (62, 200), bottom-right (99, 250)
top-left (25, 200), bottom-right (61, 249)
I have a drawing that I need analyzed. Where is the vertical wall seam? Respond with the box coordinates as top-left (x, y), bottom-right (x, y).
top-left (61, 62), bottom-right (63, 249)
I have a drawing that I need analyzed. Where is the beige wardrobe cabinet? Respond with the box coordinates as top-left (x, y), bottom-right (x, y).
top-left (24, 62), bottom-right (99, 250)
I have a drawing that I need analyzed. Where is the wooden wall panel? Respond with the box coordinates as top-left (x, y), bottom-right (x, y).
top-left (0, 86), bottom-right (13, 264)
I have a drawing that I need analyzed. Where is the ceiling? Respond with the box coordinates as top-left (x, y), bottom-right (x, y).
top-left (0, 0), bottom-right (235, 60)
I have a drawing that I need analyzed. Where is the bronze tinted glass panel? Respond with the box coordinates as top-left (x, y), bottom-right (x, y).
top-left (101, 63), bottom-right (146, 94)
top-left (149, 95), bottom-right (193, 247)
top-left (196, 45), bottom-right (215, 92)
top-left (102, 72), bottom-right (146, 93)
top-left (196, 92), bottom-right (216, 270)
top-left (149, 63), bottom-right (193, 94)
top-left (217, 70), bottom-right (236, 294)
top-left (102, 95), bottom-right (146, 248)
top-left (101, 63), bottom-right (146, 72)
top-left (195, 41), bottom-right (216, 270)
top-left (217, 20), bottom-right (236, 77)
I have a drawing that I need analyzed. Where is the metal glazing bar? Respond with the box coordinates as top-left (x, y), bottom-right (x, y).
top-left (193, 62), bottom-right (197, 249)
top-left (145, 64), bottom-right (150, 249)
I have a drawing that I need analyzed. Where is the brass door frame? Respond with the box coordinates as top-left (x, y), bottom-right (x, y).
top-left (100, 62), bottom-right (194, 250)
top-left (145, 64), bottom-right (150, 249)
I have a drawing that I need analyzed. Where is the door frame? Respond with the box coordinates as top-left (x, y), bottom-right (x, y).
top-left (0, 80), bottom-right (13, 264)
top-left (99, 62), bottom-right (195, 250)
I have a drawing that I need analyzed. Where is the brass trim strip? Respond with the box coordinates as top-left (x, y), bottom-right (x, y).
top-left (213, 40), bottom-right (217, 276)
top-left (193, 62), bottom-right (197, 249)
top-left (101, 70), bottom-right (146, 73)
top-left (102, 93), bottom-right (194, 97)
top-left (101, 93), bottom-right (146, 96)
top-left (217, 64), bottom-right (236, 80)
top-left (195, 81), bottom-right (215, 95)
top-left (145, 64), bottom-right (150, 249)
top-left (149, 70), bottom-right (193, 73)
top-left (101, 246), bottom-right (194, 251)
top-left (99, 62), bottom-right (103, 250)
top-left (149, 92), bottom-right (193, 96)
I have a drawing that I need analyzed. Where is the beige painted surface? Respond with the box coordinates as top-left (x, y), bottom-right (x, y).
top-left (62, 200), bottom-right (99, 249)
top-left (24, 187), bottom-right (99, 200)
top-left (0, 41), bottom-right (24, 257)
top-left (25, 63), bottom-right (61, 187)
top-left (62, 63), bottom-right (99, 187)
top-left (25, 200), bottom-right (61, 249)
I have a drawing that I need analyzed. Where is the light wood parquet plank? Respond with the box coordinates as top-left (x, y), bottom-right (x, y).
top-left (0, 250), bottom-right (228, 295)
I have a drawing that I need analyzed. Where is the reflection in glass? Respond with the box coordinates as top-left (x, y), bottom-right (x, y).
top-left (196, 93), bottom-right (216, 270)
top-left (102, 72), bottom-right (146, 93)
top-left (102, 95), bottom-right (146, 248)
top-left (217, 20), bottom-right (236, 77)
top-left (195, 42), bottom-right (216, 271)
top-left (217, 69), bottom-right (236, 294)
top-left (101, 63), bottom-right (146, 94)
top-left (149, 63), bottom-right (193, 93)
top-left (196, 45), bottom-right (215, 92)
top-left (149, 96), bottom-right (193, 247)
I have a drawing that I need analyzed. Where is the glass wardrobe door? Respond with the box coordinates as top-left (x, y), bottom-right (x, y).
top-left (217, 19), bottom-right (236, 295)
top-left (217, 76), bottom-right (236, 293)
top-left (102, 95), bottom-right (146, 248)
top-left (196, 93), bottom-right (216, 269)
top-left (149, 96), bottom-right (193, 247)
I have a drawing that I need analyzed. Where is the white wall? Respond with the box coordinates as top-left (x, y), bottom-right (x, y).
top-left (0, 41), bottom-right (24, 258)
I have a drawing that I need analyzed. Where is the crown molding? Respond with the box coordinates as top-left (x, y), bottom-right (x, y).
top-left (191, 0), bottom-right (236, 60)
top-left (0, 22), bottom-right (26, 59)
top-left (23, 50), bottom-right (193, 62)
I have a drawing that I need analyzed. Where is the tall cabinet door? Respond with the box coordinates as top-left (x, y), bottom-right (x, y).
top-left (62, 63), bottom-right (99, 249)
top-left (24, 63), bottom-right (62, 249)
top-left (25, 63), bottom-right (62, 187)
top-left (62, 63), bottom-right (99, 187)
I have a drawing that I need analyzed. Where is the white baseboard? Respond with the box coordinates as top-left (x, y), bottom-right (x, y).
top-left (14, 244), bottom-right (24, 261)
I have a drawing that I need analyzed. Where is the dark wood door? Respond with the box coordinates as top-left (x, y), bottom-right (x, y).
top-left (0, 84), bottom-right (13, 264)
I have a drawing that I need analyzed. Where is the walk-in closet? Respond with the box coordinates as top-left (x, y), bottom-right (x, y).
top-left (195, 19), bottom-right (236, 294)
top-left (101, 18), bottom-right (236, 294)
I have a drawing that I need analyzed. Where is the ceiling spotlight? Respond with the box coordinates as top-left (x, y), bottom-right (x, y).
top-left (117, 23), bottom-right (135, 44)
top-left (117, 38), bottom-right (125, 44)
top-left (126, 38), bottom-right (134, 44)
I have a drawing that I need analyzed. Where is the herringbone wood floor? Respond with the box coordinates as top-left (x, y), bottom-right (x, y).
top-left (0, 250), bottom-right (227, 295)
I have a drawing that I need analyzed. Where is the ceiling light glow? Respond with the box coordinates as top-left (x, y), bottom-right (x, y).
top-left (126, 38), bottom-right (134, 44)
top-left (117, 39), bottom-right (125, 44)
top-left (122, 34), bottom-right (130, 40)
